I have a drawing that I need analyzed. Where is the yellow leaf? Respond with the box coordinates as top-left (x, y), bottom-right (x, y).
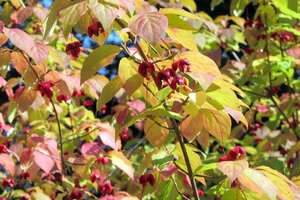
top-left (108, 151), bottom-right (134, 179)
top-left (166, 28), bottom-right (198, 51)
top-left (144, 118), bottom-right (169, 148)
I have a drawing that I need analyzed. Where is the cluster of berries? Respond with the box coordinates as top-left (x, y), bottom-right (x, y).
top-left (138, 59), bottom-right (190, 91)
top-left (65, 20), bottom-right (105, 60)
top-left (219, 146), bottom-right (246, 162)
top-left (271, 30), bottom-right (297, 43)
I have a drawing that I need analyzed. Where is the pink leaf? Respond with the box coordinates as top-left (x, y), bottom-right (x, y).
top-left (160, 163), bottom-right (178, 179)
top-left (217, 160), bottom-right (249, 182)
top-left (0, 154), bottom-right (15, 175)
top-left (126, 99), bottom-right (146, 113)
top-left (0, 76), bottom-right (6, 87)
top-left (129, 12), bottom-right (168, 44)
top-left (16, 7), bottom-right (33, 23)
top-left (33, 144), bottom-right (55, 173)
top-left (3, 27), bottom-right (48, 64)
top-left (33, 7), bottom-right (48, 22)
top-left (81, 142), bottom-right (101, 157)
top-left (28, 41), bottom-right (48, 64)
top-left (116, 108), bottom-right (128, 126)
top-left (97, 122), bottom-right (118, 150)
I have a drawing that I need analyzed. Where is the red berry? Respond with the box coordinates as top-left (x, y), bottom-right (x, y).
top-left (172, 59), bottom-right (190, 72)
top-left (138, 62), bottom-right (155, 77)
top-left (70, 188), bottom-right (83, 200)
top-left (57, 94), bottom-right (70, 103)
top-left (90, 171), bottom-right (101, 183)
top-left (37, 81), bottom-right (54, 98)
top-left (100, 104), bottom-right (107, 114)
top-left (177, 77), bottom-right (187, 85)
top-left (66, 42), bottom-right (82, 59)
top-left (139, 174), bottom-right (148, 187)
top-left (120, 132), bottom-right (132, 142)
top-left (2, 178), bottom-right (15, 188)
top-left (88, 21), bottom-right (105, 37)
top-left (97, 157), bottom-right (109, 165)
top-left (72, 90), bottom-right (85, 97)
top-left (197, 189), bottom-right (204, 197)
top-left (23, 127), bottom-right (30, 134)
top-left (98, 182), bottom-right (113, 196)
top-left (255, 103), bottom-right (269, 114)
top-left (256, 34), bottom-right (266, 40)
top-left (19, 171), bottom-right (30, 179)
top-left (246, 47), bottom-right (254, 54)
top-left (147, 174), bottom-right (155, 186)
top-left (244, 19), bottom-right (254, 28)
top-left (231, 180), bottom-right (239, 188)
top-left (0, 144), bottom-right (8, 154)
top-left (83, 99), bottom-right (94, 107)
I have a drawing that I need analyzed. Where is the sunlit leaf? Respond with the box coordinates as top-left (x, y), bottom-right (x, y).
top-left (218, 160), bottom-right (249, 182)
top-left (97, 76), bottom-right (122, 110)
top-left (129, 11), bottom-right (168, 44)
top-left (144, 118), bottom-right (169, 148)
top-left (108, 151), bottom-right (134, 179)
top-left (0, 154), bottom-right (15, 175)
top-left (81, 45), bottom-right (120, 84)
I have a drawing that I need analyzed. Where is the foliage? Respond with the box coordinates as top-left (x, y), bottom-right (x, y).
top-left (0, 0), bottom-right (299, 199)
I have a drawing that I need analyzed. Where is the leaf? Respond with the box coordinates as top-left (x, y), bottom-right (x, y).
top-left (3, 28), bottom-right (48, 64)
top-left (81, 45), bottom-right (120, 84)
top-left (0, 154), bottom-right (15, 175)
top-left (230, 0), bottom-right (249, 17)
top-left (166, 28), bottom-right (198, 51)
top-left (59, 0), bottom-right (88, 38)
top-left (160, 8), bottom-right (202, 21)
top-left (0, 33), bottom-right (8, 46)
top-left (217, 160), bottom-right (249, 182)
top-left (196, 109), bottom-right (231, 142)
top-left (11, 52), bottom-right (29, 74)
top-left (194, 163), bottom-right (217, 176)
top-left (180, 115), bottom-right (202, 141)
top-left (33, 144), bottom-right (55, 173)
top-left (88, 0), bottom-right (118, 32)
top-left (173, 143), bottom-right (202, 178)
top-left (108, 151), bottom-right (134, 179)
top-left (180, 0), bottom-right (197, 11)
top-left (178, 51), bottom-right (221, 78)
top-left (256, 166), bottom-right (296, 200)
top-left (43, 0), bottom-right (68, 39)
top-left (81, 142), bottom-right (101, 157)
top-left (0, 20), bottom-right (4, 32)
top-left (97, 76), bottom-right (122, 110)
top-left (118, 58), bottom-right (143, 96)
top-left (242, 168), bottom-right (277, 200)
top-left (144, 118), bottom-right (169, 148)
top-left (96, 122), bottom-right (118, 150)
top-left (15, 89), bottom-right (40, 113)
top-left (272, 0), bottom-right (300, 19)
top-left (129, 11), bottom-right (168, 44)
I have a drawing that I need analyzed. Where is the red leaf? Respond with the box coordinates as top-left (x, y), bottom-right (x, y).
top-left (81, 142), bottom-right (101, 157)
top-left (3, 27), bottom-right (48, 64)
top-left (0, 154), bottom-right (15, 175)
top-left (126, 99), bottom-right (146, 113)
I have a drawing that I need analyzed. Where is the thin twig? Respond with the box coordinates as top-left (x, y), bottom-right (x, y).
top-left (50, 99), bottom-right (66, 173)
top-left (62, 128), bottom-right (98, 144)
top-left (171, 176), bottom-right (190, 200)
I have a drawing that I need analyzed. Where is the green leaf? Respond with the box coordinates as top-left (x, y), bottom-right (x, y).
top-left (173, 142), bottom-right (202, 173)
top-left (43, 0), bottom-right (68, 39)
top-left (194, 163), bottom-right (217, 176)
top-left (59, 0), bottom-right (88, 38)
top-left (118, 58), bottom-right (143, 96)
top-left (211, 0), bottom-right (224, 10)
top-left (272, 0), bottom-right (300, 19)
top-left (155, 86), bottom-right (173, 101)
top-left (230, 0), bottom-right (249, 16)
top-left (81, 45), bottom-right (120, 84)
top-left (96, 76), bottom-right (122, 110)
top-left (144, 118), bottom-right (169, 148)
